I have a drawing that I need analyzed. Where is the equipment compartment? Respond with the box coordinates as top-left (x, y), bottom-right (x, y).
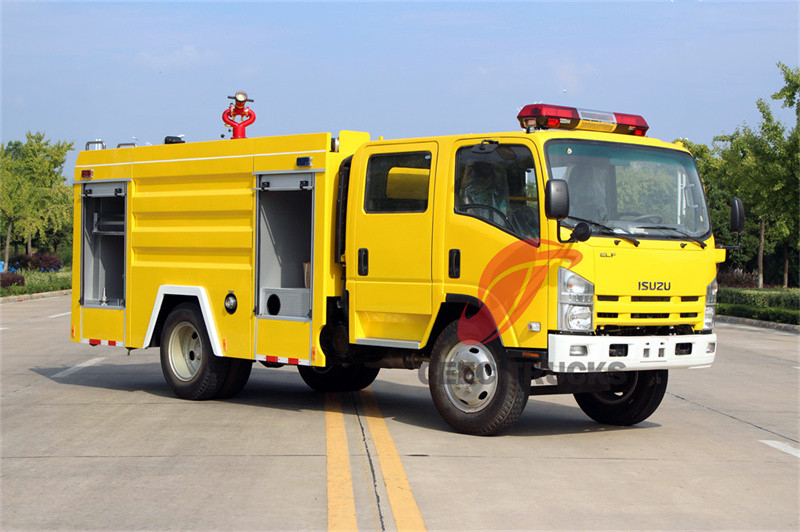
top-left (256, 173), bottom-right (313, 319)
top-left (81, 182), bottom-right (127, 307)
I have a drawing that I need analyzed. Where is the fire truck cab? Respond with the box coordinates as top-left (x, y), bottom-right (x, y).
top-left (71, 98), bottom-right (743, 434)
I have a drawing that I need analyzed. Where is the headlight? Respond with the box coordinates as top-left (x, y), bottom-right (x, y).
top-left (558, 268), bottom-right (594, 331)
top-left (566, 305), bottom-right (593, 330)
top-left (704, 305), bottom-right (715, 330)
top-left (704, 278), bottom-right (717, 330)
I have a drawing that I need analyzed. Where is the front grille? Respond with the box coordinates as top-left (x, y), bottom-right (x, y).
top-left (596, 324), bottom-right (696, 336)
top-left (632, 296), bottom-right (670, 302)
top-left (597, 295), bottom-right (619, 302)
top-left (680, 312), bottom-right (698, 318)
top-left (597, 312), bottom-right (619, 319)
top-left (681, 296), bottom-right (699, 302)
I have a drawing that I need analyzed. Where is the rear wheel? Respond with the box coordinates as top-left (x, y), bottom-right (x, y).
top-left (574, 370), bottom-right (668, 425)
top-left (160, 303), bottom-right (229, 400)
top-left (298, 364), bottom-right (379, 392)
top-left (429, 321), bottom-right (528, 435)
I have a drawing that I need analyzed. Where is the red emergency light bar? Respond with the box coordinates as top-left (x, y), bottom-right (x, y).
top-left (517, 104), bottom-right (649, 136)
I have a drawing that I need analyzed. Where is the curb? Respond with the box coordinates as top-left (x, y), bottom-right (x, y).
top-left (717, 314), bottom-right (800, 334)
top-left (0, 289), bottom-right (72, 304)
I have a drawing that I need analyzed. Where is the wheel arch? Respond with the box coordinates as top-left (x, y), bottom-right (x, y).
top-left (423, 294), bottom-right (519, 351)
top-left (143, 285), bottom-right (224, 357)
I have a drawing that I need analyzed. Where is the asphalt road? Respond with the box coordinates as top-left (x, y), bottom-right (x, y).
top-left (2, 295), bottom-right (798, 530)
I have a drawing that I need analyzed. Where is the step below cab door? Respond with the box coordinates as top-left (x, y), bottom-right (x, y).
top-left (347, 142), bottom-right (437, 347)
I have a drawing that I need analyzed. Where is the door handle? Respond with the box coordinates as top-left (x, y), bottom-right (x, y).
top-left (449, 249), bottom-right (461, 279)
top-left (358, 248), bottom-right (369, 276)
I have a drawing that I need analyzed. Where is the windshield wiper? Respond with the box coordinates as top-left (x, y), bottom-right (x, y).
top-left (636, 225), bottom-right (707, 249)
top-left (564, 216), bottom-right (640, 246)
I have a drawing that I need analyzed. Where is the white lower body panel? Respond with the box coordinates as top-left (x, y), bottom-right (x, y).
top-left (547, 333), bottom-right (716, 372)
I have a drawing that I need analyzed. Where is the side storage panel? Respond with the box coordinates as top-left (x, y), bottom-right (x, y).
top-left (126, 140), bottom-right (257, 358)
top-left (255, 172), bottom-right (315, 363)
top-left (78, 181), bottom-right (128, 345)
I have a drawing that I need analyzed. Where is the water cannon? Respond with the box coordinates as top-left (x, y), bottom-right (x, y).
top-left (222, 91), bottom-right (256, 139)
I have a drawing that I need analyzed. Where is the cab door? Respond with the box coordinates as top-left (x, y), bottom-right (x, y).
top-left (347, 142), bottom-right (437, 346)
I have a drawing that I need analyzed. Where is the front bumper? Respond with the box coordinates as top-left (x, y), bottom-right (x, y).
top-left (547, 332), bottom-right (716, 372)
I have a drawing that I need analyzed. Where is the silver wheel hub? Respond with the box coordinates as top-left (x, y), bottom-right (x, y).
top-left (443, 342), bottom-right (498, 413)
top-left (168, 321), bottom-right (203, 382)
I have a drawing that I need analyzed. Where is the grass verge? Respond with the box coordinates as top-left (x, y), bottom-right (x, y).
top-left (1, 268), bottom-right (72, 297)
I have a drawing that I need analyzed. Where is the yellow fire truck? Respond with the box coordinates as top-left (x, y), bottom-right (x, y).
top-left (71, 94), bottom-right (744, 435)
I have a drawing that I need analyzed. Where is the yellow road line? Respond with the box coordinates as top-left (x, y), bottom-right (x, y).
top-left (360, 388), bottom-right (427, 531)
top-left (325, 393), bottom-right (358, 531)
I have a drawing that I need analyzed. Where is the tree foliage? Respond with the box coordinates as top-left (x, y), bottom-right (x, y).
top-left (0, 132), bottom-right (73, 271)
top-left (686, 62), bottom-right (799, 287)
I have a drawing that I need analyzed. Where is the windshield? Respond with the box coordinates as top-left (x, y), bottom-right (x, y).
top-left (454, 143), bottom-right (539, 240)
top-left (545, 140), bottom-right (711, 239)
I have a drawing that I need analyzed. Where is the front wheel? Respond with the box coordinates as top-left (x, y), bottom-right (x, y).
top-left (429, 321), bottom-right (528, 435)
top-left (574, 370), bottom-right (668, 425)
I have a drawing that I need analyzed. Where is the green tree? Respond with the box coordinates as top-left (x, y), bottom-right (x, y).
top-left (678, 139), bottom-right (757, 269)
top-left (0, 132), bottom-right (73, 271)
top-left (713, 63), bottom-right (799, 288)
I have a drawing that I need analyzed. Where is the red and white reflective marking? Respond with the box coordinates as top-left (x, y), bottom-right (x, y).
top-left (81, 339), bottom-right (124, 347)
top-left (255, 354), bottom-right (311, 366)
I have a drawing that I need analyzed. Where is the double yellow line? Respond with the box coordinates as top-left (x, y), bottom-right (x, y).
top-left (325, 389), bottom-right (426, 531)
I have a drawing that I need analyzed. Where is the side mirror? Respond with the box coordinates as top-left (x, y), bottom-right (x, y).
top-left (545, 179), bottom-right (569, 220)
top-left (730, 197), bottom-right (745, 233)
top-left (718, 197), bottom-right (745, 250)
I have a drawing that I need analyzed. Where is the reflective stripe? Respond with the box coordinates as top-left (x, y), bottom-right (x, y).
top-left (255, 354), bottom-right (311, 366)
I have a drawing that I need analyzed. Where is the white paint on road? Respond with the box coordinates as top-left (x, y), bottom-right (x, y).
top-left (760, 440), bottom-right (800, 458)
top-left (52, 357), bottom-right (106, 379)
top-left (48, 312), bottom-right (71, 318)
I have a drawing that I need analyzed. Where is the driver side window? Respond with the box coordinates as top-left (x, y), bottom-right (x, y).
top-left (454, 143), bottom-right (539, 240)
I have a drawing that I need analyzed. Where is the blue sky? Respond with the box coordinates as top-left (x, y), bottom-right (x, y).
top-left (2, 2), bottom-right (797, 176)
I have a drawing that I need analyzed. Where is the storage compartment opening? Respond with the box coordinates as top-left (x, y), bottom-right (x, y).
top-left (82, 190), bottom-right (126, 307)
top-left (258, 186), bottom-right (313, 318)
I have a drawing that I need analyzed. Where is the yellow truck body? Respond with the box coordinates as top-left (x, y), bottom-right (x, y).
top-left (71, 103), bottom-right (735, 434)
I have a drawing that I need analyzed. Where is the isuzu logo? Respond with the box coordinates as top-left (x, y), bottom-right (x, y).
top-left (638, 281), bottom-right (671, 291)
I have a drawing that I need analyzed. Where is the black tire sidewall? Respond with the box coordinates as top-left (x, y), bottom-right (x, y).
top-left (160, 303), bottom-right (229, 400)
top-left (574, 369), bottom-right (668, 426)
top-left (216, 358), bottom-right (253, 399)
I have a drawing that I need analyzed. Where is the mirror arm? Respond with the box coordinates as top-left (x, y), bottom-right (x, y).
top-left (556, 220), bottom-right (576, 244)
top-left (716, 232), bottom-right (742, 250)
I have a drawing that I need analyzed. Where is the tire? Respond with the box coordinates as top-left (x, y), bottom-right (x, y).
top-left (160, 303), bottom-right (230, 400)
top-left (216, 358), bottom-right (253, 399)
top-left (574, 370), bottom-right (668, 426)
top-left (298, 364), bottom-right (380, 392)
top-left (429, 321), bottom-right (529, 436)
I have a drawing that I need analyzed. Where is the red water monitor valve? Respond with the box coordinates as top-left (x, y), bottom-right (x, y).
top-left (222, 91), bottom-right (256, 139)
